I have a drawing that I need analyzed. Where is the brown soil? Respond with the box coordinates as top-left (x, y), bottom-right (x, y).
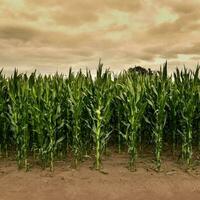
top-left (1, 153), bottom-right (200, 200)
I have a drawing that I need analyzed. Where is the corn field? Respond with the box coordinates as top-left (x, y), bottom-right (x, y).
top-left (0, 62), bottom-right (199, 171)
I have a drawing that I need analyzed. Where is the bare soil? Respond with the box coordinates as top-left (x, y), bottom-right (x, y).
top-left (1, 153), bottom-right (200, 200)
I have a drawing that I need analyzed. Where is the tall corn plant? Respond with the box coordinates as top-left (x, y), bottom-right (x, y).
top-left (174, 67), bottom-right (199, 166)
top-left (111, 75), bottom-right (126, 154)
top-left (146, 63), bottom-right (168, 170)
top-left (193, 67), bottom-right (200, 150)
top-left (7, 71), bottom-right (30, 170)
top-left (86, 62), bottom-right (113, 170)
top-left (168, 81), bottom-right (180, 156)
top-left (44, 76), bottom-right (64, 171)
top-left (61, 68), bottom-right (75, 159)
top-left (81, 70), bottom-right (94, 155)
top-left (118, 74), bottom-right (146, 170)
top-left (0, 70), bottom-right (9, 157)
top-left (0, 77), bottom-right (8, 157)
top-left (28, 75), bottom-right (48, 167)
top-left (67, 71), bottom-right (86, 167)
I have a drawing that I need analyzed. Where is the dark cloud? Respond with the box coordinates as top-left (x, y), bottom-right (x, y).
top-left (0, 25), bottom-right (40, 42)
top-left (0, 22), bottom-right (125, 51)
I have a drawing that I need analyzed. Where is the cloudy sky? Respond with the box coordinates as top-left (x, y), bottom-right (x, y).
top-left (0, 0), bottom-right (200, 75)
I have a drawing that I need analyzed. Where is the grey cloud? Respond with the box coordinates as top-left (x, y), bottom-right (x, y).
top-left (0, 25), bottom-right (40, 42)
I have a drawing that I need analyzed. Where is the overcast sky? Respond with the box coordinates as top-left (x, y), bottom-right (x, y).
top-left (0, 0), bottom-right (200, 75)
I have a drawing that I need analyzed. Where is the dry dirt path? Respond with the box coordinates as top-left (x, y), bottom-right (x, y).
top-left (1, 154), bottom-right (200, 200)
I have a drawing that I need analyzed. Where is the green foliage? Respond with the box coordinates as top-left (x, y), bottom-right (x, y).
top-left (0, 62), bottom-right (199, 171)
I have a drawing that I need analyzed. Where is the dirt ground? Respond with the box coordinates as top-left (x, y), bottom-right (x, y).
top-left (1, 153), bottom-right (200, 200)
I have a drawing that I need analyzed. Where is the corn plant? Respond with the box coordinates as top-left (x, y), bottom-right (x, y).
top-left (86, 63), bottom-right (113, 170)
top-left (118, 74), bottom-right (146, 170)
top-left (7, 71), bottom-right (30, 170)
top-left (168, 82), bottom-right (180, 156)
top-left (174, 67), bottom-right (199, 166)
top-left (67, 71), bottom-right (86, 167)
top-left (0, 70), bottom-right (9, 157)
top-left (146, 63), bottom-right (168, 170)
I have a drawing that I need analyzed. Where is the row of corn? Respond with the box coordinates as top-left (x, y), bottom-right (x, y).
top-left (0, 62), bottom-right (199, 171)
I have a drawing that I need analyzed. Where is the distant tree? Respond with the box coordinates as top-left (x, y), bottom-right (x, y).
top-left (128, 66), bottom-right (154, 75)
